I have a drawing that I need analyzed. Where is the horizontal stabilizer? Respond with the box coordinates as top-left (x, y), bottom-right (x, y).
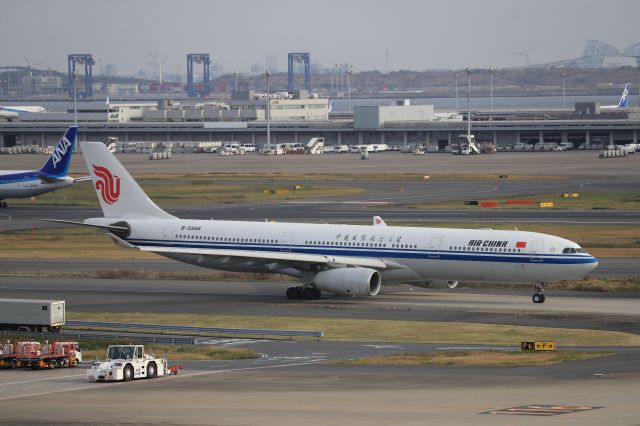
top-left (41, 219), bottom-right (129, 233)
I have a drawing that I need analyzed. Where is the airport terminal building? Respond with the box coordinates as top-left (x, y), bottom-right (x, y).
top-left (1, 94), bottom-right (639, 150)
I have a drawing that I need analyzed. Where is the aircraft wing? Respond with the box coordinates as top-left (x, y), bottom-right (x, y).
top-left (137, 244), bottom-right (390, 270)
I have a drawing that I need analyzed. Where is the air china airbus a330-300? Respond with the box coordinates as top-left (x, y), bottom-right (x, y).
top-left (48, 142), bottom-right (598, 303)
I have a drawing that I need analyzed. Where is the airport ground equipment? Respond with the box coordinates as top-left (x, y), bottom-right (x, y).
top-left (0, 299), bottom-right (65, 332)
top-left (67, 54), bottom-right (94, 98)
top-left (0, 340), bottom-right (81, 369)
top-left (86, 344), bottom-right (169, 382)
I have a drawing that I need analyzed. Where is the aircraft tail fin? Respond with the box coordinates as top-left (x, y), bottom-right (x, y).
top-left (37, 126), bottom-right (77, 178)
top-left (80, 141), bottom-right (175, 219)
top-left (618, 83), bottom-right (630, 108)
top-left (373, 216), bottom-right (387, 226)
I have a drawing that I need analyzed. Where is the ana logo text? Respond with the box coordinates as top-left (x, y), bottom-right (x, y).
top-left (92, 164), bottom-right (121, 204)
top-left (51, 136), bottom-right (72, 168)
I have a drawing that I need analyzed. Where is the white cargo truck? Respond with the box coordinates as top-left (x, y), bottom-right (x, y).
top-left (0, 298), bottom-right (65, 332)
top-left (86, 345), bottom-right (170, 382)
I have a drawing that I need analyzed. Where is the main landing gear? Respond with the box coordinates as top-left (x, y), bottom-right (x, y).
top-left (286, 286), bottom-right (321, 300)
top-left (0, 200), bottom-right (7, 208)
top-left (532, 282), bottom-right (546, 304)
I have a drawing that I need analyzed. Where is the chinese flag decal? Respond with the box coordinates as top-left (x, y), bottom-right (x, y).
top-left (516, 241), bottom-right (527, 248)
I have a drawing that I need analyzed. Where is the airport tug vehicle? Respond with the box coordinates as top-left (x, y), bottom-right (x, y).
top-left (86, 344), bottom-right (177, 382)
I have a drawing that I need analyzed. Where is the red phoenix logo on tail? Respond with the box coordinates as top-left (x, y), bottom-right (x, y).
top-left (92, 164), bottom-right (121, 204)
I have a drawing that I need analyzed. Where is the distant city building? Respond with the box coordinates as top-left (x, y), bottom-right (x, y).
top-left (265, 54), bottom-right (278, 72)
top-left (104, 63), bottom-right (117, 77)
top-left (250, 62), bottom-right (264, 74)
top-left (19, 75), bottom-right (63, 95)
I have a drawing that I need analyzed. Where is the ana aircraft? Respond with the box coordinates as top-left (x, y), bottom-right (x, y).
top-left (50, 141), bottom-right (598, 303)
top-left (601, 83), bottom-right (630, 109)
top-left (0, 126), bottom-right (86, 208)
top-left (0, 105), bottom-right (46, 120)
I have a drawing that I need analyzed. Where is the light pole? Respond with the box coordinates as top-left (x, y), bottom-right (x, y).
top-left (488, 66), bottom-right (502, 110)
top-left (562, 72), bottom-right (566, 108)
top-left (455, 73), bottom-right (459, 113)
top-left (264, 70), bottom-right (271, 150)
top-left (346, 68), bottom-right (354, 112)
top-left (234, 70), bottom-right (238, 92)
top-left (73, 70), bottom-right (78, 127)
top-left (466, 68), bottom-right (475, 140)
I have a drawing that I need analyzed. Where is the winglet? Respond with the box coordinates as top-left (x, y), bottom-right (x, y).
top-left (38, 126), bottom-right (78, 178)
top-left (373, 216), bottom-right (387, 226)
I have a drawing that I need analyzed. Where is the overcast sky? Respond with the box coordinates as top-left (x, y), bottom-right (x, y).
top-left (2, 0), bottom-right (638, 76)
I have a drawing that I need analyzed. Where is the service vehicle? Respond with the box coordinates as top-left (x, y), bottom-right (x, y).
top-left (0, 298), bottom-right (65, 332)
top-left (86, 344), bottom-right (169, 382)
top-left (1, 340), bottom-right (81, 369)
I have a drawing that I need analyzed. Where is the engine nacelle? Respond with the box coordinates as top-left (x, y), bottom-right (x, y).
top-left (417, 280), bottom-right (459, 289)
top-left (313, 268), bottom-right (382, 297)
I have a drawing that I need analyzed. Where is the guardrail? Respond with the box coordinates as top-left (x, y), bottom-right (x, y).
top-left (65, 321), bottom-right (323, 341)
top-left (1, 330), bottom-right (195, 345)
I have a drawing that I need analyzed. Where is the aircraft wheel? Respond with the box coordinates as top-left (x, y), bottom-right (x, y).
top-left (313, 288), bottom-right (322, 299)
top-left (0, 201), bottom-right (6, 208)
top-left (286, 287), bottom-right (301, 300)
top-left (532, 294), bottom-right (543, 304)
top-left (302, 288), bottom-right (315, 300)
top-left (538, 294), bottom-right (546, 303)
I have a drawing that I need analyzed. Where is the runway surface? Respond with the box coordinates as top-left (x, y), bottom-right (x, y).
top-left (1, 276), bottom-right (639, 333)
top-left (0, 343), bottom-right (638, 425)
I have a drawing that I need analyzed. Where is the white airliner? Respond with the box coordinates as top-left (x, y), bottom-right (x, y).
top-left (601, 83), bottom-right (630, 109)
top-left (0, 126), bottom-right (86, 208)
top-left (0, 105), bottom-right (46, 120)
top-left (50, 142), bottom-right (598, 303)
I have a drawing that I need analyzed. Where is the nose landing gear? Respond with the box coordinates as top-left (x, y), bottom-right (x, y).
top-left (532, 282), bottom-right (546, 303)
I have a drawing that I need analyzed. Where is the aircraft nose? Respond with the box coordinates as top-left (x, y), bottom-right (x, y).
top-left (585, 255), bottom-right (598, 273)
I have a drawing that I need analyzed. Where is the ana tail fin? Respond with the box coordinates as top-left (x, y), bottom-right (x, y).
top-left (38, 126), bottom-right (77, 177)
top-left (80, 141), bottom-right (175, 219)
top-left (618, 83), bottom-right (630, 108)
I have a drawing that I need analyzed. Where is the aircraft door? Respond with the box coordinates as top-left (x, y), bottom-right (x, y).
top-left (281, 232), bottom-right (293, 252)
top-left (22, 176), bottom-right (31, 188)
top-left (163, 226), bottom-right (174, 246)
top-left (428, 236), bottom-right (442, 259)
top-left (531, 240), bottom-right (543, 262)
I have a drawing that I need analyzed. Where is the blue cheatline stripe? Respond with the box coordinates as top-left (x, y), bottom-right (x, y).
top-left (126, 238), bottom-right (597, 265)
top-left (0, 172), bottom-right (39, 185)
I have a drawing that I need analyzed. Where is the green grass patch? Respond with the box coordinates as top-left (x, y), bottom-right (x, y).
top-left (328, 351), bottom-right (612, 367)
top-left (177, 173), bottom-right (568, 182)
top-left (0, 335), bottom-right (257, 362)
top-left (11, 178), bottom-right (365, 207)
top-left (67, 312), bottom-right (640, 347)
top-left (406, 192), bottom-right (640, 210)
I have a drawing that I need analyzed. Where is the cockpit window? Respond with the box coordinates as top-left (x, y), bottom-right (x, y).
top-left (563, 247), bottom-right (585, 254)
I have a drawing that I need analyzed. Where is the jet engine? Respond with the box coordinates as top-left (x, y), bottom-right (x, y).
top-left (417, 279), bottom-right (459, 289)
top-left (313, 268), bottom-right (382, 297)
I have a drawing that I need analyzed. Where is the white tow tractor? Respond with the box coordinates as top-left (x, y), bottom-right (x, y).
top-left (86, 344), bottom-right (179, 382)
